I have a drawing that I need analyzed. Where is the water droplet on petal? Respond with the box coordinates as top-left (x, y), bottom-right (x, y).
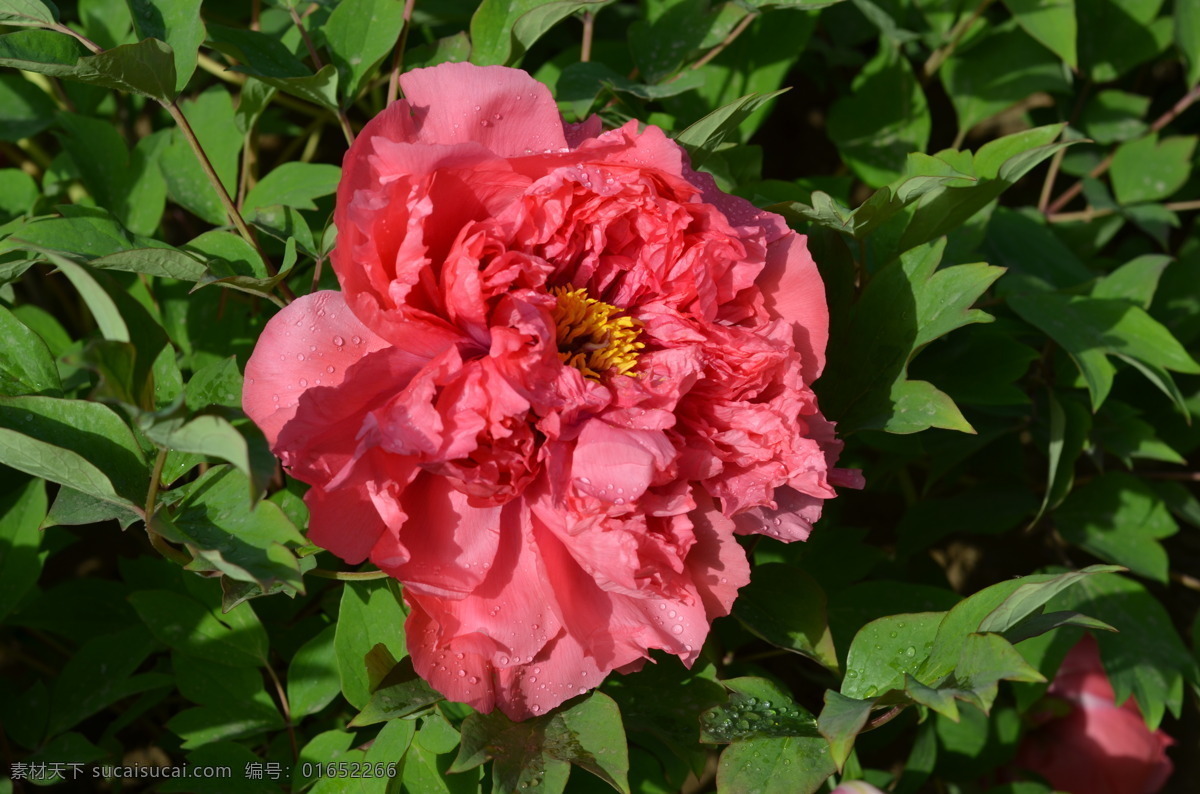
top-left (351, 335), bottom-right (362, 345)
top-left (326, 365), bottom-right (335, 374)
top-left (333, 335), bottom-right (344, 346)
top-left (298, 378), bottom-right (307, 387)
top-left (671, 624), bottom-right (684, 635)
top-left (297, 353), bottom-right (306, 361)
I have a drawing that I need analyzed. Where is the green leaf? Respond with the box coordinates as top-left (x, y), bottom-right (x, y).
top-left (1091, 254), bottom-right (1171, 307)
top-left (206, 24), bottom-right (339, 112)
top-left (827, 45), bottom-right (930, 187)
top-left (1003, 0), bottom-right (1077, 67)
top-left (0, 28), bottom-right (87, 76)
top-left (733, 563), bottom-right (838, 671)
top-left (1077, 0), bottom-right (1172, 81)
top-left (674, 88), bottom-right (788, 168)
top-left (4, 212), bottom-right (144, 258)
top-left (127, 0), bottom-right (205, 94)
top-left (41, 252), bottom-right (129, 340)
top-left (334, 578), bottom-right (408, 709)
top-left (922, 565), bottom-right (1121, 681)
top-left (350, 655), bottom-right (444, 726)
top-left (185, 356), bottom-right (244, 410)
top-left (1079, 90), bottom-right (1151, 145)
top-left (283, 623), bottom-right (338, 718)
top-left (322, 0), bottom-right (406, 102)
top-left (1049, 571), bottom-right (1196, 728)
top-left (140, 407), bottom-right (274, 503)
top-left (1008, 292), bottom-right (1200, 410)
top-left (1109, 134), bottom-right (1197, 204)
top-left (842, 612), bottom-right (942, 699)
top-left (1036, 391), bottom-right (1091, 519)
top-left (0, 305), bottom-right (62, 396)
top-left (1055, 473), bottom-right (1178, 582)
top-left (453, 691), bottom-right (630, 794)
top-left (158, 465), bottom-right (305, 590)
top-left (942, 24), bottom-right (1071, 134)
top-left (72, 37), bottom-right (178, 102)
top-left (159, 86), bottom-right (240, 226)
top-left (47, 625), bottom-right (169, 736)
top-left (90, 247), bottom-right (207, 281)
top-left (0, 394), bottom-right (147, 505)
top-left (129, 588), bottom-right (268, 668)
top-left (1179, 0), bottom-right (1200, 86)
top-left (1003, 610), bottom-right (1116, 645)
top-left (243, 162), bottom-right (340, 215)
top-left (815, 691), bottom-right (873, 772)
top-left (715, 735), bottom-right (835, 794)
top-left (55, 112), bottom-right (166, 236)
top-left (470, 0), bottom-right (615, 67)
top-left (184, 229), bottom-right (267, 279)
top-left (700, 678), bottom-right (821, 744)
top-left (0, 0), bottom-right (60, 27)
top-left (822, 239), bottom-right (1003, 434)
top-left (0, 478), bottom-right (46, 622)
top-left (894, 126), bottom-right (1070, 257)
top-left (0, 74), bottom-right (57, 141)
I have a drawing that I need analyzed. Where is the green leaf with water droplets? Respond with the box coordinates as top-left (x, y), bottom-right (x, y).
top-left (453, 691), bottom-right (630, 794)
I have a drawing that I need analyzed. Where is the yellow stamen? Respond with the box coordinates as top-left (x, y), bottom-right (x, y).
top-left (550, 286), bottom-right (644, 380)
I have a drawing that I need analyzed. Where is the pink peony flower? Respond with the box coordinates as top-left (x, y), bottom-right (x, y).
top-left (1016, 634), bottom-right (1174, 794)
top-left (243, 62), bottom-right (858, 719)
top-left (830, 783), bottom-right (886, 794)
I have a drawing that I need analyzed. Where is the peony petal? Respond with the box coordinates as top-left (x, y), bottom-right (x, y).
top-left (414, 498), bottom-right (562, 665)
top-left (399, 62), bottom-right (569, 158)
top-left (686, 493), bottom-right (750, 619)
top-left (304, 467), bottom-right (392, 565)
top-left (406, 602), bottom-right (497, 714)
top-left (242, 291), bottom-right (390, 447)
top-left (571, 420), bottom-right (676, 505)
top-left (494, 628), bottom-right (609, 720)
top-left (757, 234), bottom-right (829, 382)
top-left (381, 473), bottom-right (503, 598)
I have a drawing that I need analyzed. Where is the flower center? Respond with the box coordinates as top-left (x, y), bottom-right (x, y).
top-left (550, 286), bottom-right (644, 380)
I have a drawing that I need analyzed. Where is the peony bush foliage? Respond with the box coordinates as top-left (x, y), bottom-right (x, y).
top-left (0, 1), bottom-right (1198, 793)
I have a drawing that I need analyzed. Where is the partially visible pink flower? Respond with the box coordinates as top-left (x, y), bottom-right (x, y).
top-left (1016, 635), bottom-right (1174, 794)
top-left (243, 62), bottom-right (859, 719)
top-left (830, 782), bottom-right (886, 794)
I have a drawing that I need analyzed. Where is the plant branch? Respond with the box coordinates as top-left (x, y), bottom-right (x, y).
top-left (144, 448), bottom-right (192, 566)
top-left (689, 12), bottom-right (756, 72)
top-left (581, 11), bottom-right (595, 63)
top-left (1046, 83), bottom-right (1200, 214)
top-left (51, 22), bottom-right (102, 54)
top-left (1047, 198), bottom-right (1200, 223)
top-left (922, 0), bottom-right (996, 82)
top-left (265, 662), bottom-right (299, 760)
top-left (308, 568), bottom-right (392, 581)
top-left (387, 0), bottom-right (419, 105)
top-left (163, 99), bottom-right (296, 303)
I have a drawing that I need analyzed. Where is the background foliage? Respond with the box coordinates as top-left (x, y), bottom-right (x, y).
top-left (1, 0), bottom-right (1198, 792)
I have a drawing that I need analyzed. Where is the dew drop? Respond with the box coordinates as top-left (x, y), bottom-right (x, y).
top-left (493, 113), bottom-right (502, 120)
top-left (531, 705), bottom-right (541, 714)
top-left (480, 120), bottom-right (491, 127)
top-left (271, 394), bottom-right (280, 402)
top-left (470, 676), bottom-right (479, 684)
top-left (309, 345), bottom-right (317, 352)
top-left (668, 610), bottom-right (677, 619)
top-left (457, 670), bottom-right (466, 677)
top-left (298, 378), bottom-right (308, 387)
top-left (671, 624), bottom-right (684, 635)
top-left (297, 353), bottom-right (306, 361)
top-left (326, 365), bottom-right (335, 374)
top-left (351, 335), bottom-right (363, 345)
top-left (529, 676), bottom-right (537, 683)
